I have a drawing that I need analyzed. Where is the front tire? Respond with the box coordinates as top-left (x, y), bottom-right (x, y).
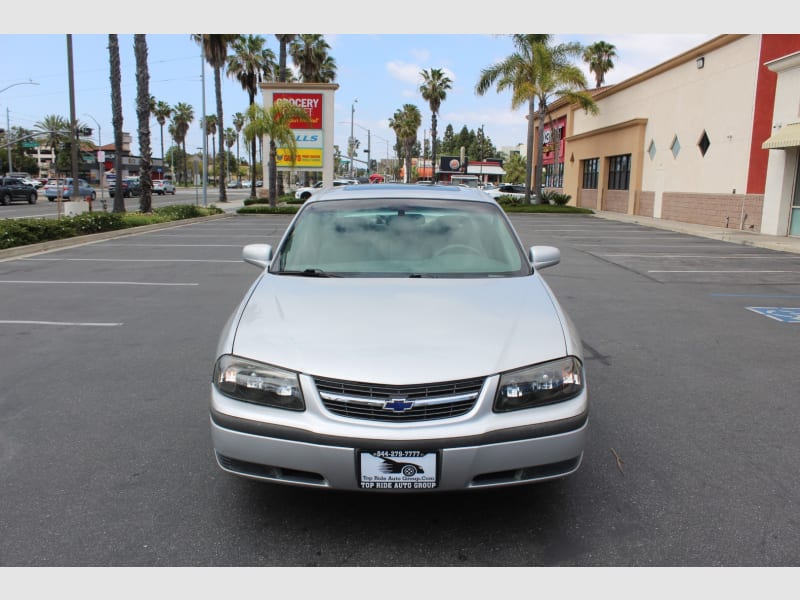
top-left (1, 193), bottom-right (10, 206)
top-left (29, 192), bottom-right (37, 204)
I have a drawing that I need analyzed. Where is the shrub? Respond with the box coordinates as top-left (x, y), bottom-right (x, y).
top-left (551, 193), bottom-right (572, 206)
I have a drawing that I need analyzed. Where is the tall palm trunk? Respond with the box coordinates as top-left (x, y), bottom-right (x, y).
top-left (108, 34), bottom-right (125, 213)
top-left (525, 98), bottom-right (536, 205)
top-left (135, 34), bottom-right (152, 213)
top-left (214, 67), bottom-right (226, 201)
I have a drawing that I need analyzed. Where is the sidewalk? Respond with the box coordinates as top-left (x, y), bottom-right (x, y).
top-left (592, 210), bottom-right (800, 255)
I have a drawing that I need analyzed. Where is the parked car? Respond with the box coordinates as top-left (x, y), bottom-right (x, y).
top-left (43, 178), bottom-right (96, 201)
top-left (1, 176), bottom-right (38, 205)
top-left (21, 178), bottom-right (43, 189)
top-left (109, 177), bottom-right (141, 198)
top-left (210, 183), bottom-right (588, 492)
top-left (227, 180), bottom-right (242, 189)
top-left (153, 179), bottom-right (176, 195)
top-left (484, 183), bottom-right (530, 201)
top-left (294, 179), bottom-right (356, 201)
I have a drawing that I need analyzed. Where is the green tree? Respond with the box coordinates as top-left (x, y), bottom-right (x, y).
top-left (224, 127), bottom-right (237, 176)
top-left (204, 114), bottom-right (217, 183)
top-left (289, 34), bottom-right (337, 83)
top-left (150, 97), bottom-right (173, 165)
top-left (419, 67), bottom-right (452, 182)
top-left (503, 151), bottom-right (526, 183)
top-left (34, 114), bottom-right (69, 176)
top-left (232, 112), bottom-right (245, 184)
top-left (243, 99), bottom-right (311, 208)
top-left (476, 34), bottom-right (597, 202)
top-left (583, 41), bottom-right (618, 88)
top-left (108, 34), bottom-right (125, 213)
top-left (275, 34), bottom-right (296, 82)
top-left (171, 102), bottom-right (194, 184)
top-left (194, 34), bottom-right (237, 202)
top-left (135, 34), bottom-right (153, 213)
top-left (227, 34), bottom-right (276, 197)
top-left (389, 104), bottom-right (422, 183)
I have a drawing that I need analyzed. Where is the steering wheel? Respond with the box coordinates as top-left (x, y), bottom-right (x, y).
top-left (434, 244), bottom-right (483, 257)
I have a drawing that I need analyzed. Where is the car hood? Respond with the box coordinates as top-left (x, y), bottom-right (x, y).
top-left (230, 275), bottom-right (568, 384)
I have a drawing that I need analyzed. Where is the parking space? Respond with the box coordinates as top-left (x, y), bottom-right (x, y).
top-left (2, 211), bottom-right (799, 566)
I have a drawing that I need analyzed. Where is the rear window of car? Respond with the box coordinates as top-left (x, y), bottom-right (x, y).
top-left (271, 198), bottom-right (530, 278)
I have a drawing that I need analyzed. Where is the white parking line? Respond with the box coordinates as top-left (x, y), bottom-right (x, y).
top-left (99, 244), bottom-right (243, 247)
top-left (0, 280), bottom-right (198, 286)
top-left (20, 258), bottom-right (241, 263)
top-left (648, 270), bottom-right (800, 273)
top-left (0, 320), bottom-right (123, 327)
top-left (601, 254), bottom-right (797, 259)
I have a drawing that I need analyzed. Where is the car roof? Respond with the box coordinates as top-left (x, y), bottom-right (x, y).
top-left (305, 183), bottom-right (495, 204)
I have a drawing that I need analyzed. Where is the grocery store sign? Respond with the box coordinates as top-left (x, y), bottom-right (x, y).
top-left (273, 92), bottom-right (323, 129)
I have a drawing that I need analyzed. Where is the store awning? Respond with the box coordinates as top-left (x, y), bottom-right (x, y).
top-left (762, 122), bottom-right (800, 149)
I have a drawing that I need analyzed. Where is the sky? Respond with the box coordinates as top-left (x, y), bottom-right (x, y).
top-left (0, 1), bottom-right (776, 167)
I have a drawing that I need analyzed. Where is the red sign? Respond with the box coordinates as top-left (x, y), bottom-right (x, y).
top-left (273, 93), bottom-right (323, 129)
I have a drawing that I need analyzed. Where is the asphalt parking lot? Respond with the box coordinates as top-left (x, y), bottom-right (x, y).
top-left (1, 212), bottom-right (798, 567)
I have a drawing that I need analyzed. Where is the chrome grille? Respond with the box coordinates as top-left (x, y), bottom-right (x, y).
top-left (314, 376), bottom-right (485, 422)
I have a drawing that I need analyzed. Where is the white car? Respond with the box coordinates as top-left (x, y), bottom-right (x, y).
top-left (484, 183), bottom-right (530, 201)
top-left (294, 179), bottom-right (357, 200)
top-left (152, 179), bottom-right (176, 195)
top-left (210, 184), bottom-right (588, 492)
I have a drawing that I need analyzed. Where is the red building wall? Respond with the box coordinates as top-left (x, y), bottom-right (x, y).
top-left (747, 34), bottom-right (800, 194)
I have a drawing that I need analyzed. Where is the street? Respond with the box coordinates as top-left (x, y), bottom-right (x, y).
top-left (0, 213), bottom-right (798, 566)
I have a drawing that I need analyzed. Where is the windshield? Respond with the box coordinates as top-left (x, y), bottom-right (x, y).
top-left (271, 198), bottom-right (530, 278)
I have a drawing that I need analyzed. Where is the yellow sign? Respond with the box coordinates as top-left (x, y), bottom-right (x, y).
top-left (276, 147), bottom-right (323, 168)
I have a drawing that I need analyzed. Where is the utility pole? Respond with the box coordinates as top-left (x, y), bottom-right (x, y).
top-left (66, 35), bottom-right (80, 199)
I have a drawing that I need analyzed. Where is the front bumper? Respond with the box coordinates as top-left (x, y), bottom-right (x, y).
top-left (210, 373), bottom-right (588, 492)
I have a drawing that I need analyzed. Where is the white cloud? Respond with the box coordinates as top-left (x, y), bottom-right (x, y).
top-left (386, 60), bottom-right (423, 85)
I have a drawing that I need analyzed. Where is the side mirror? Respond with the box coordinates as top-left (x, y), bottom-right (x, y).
top-left (242, 244), bottom-right (273, 269)
top-left (529, 245), bottom-right (560, 270)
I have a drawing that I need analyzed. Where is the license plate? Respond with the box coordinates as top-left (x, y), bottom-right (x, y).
top-left (358, 450), bottom-right (438, 490)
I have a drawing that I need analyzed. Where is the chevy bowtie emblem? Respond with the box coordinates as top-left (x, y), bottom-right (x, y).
top-left (383, 397), bottom-right (414, 412)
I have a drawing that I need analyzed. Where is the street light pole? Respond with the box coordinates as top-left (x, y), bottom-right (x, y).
top-left (0, 80), bottom-right (39, 175)
top-left (83, 113), bottom-right (104, 207)
top-left (349, 98), bottom-right (357, 178)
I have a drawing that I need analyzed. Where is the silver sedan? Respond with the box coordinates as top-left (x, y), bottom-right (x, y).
top-left (210, 184), bottom-right (588, 492)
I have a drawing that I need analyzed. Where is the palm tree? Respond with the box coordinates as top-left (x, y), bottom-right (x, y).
top-left (275, 34), bottom-right (296, 82)
top-left (227, 34), bottom-right (277, 197)
top-left (476, 34), bottom-right (598, 202)
top-left (232, 111), bottom-right (245, 184)
top-left (419, 68), bottom-right (452, 183)
top-left (224, 127), bottom-right (237, 181)
top-left (204, 114), bottom-right (217, 184)
top-left (389, 104), bottom-right (422, 183)
top-left (108, 34), bottom-right (125, 213)
top-left (583, 41), bottom-right (618, 88)
top-left (243, 99), bottom-right (312, 208)
top-left (193, 34), bottom-right (237, 202)
top-left (134, 34), bottom-right (153, 213)
top-left (289, 34), bottom-right (337, 83)
top-left (171, 102), bottom-right (194, 184)
top-left (150, 97), bottom-right (173, 167)
top-left (34, 114), bottom-right (69, 177)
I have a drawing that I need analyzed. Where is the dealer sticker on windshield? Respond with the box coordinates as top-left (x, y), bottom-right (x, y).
top-left (359, 450), bottom-right (438, 490)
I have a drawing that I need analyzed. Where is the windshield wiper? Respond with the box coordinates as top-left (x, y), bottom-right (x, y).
top-left (279, 269), bottom-right (342, 278)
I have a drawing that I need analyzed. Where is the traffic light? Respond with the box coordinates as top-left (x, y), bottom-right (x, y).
top-left (79, 127), bottom-right (93, 137)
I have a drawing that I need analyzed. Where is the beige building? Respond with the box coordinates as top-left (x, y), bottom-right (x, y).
top-left (536, 34), bottom-right (800, 237)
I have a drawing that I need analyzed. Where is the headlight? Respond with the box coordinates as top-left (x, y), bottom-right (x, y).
top-left (494, 356), bottom-right (584, 412)
top-left (213, 355), bottom-right (304, 411)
